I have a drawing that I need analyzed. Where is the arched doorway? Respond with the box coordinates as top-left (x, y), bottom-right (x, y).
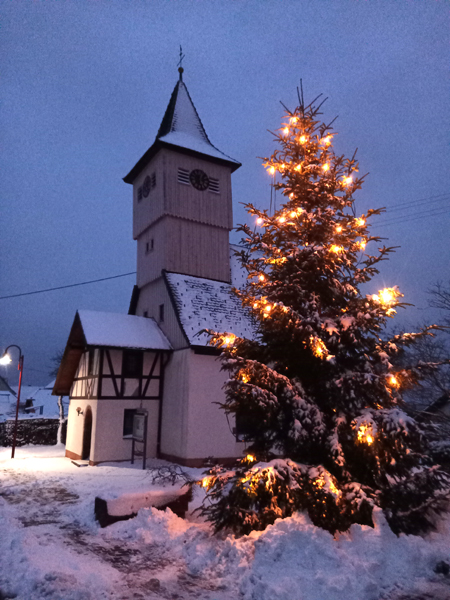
top-left (82, 406), bottom-right (93, 460)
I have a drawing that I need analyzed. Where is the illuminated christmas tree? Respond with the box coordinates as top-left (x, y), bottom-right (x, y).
top-left (197, 92), bottom-right (450, 536)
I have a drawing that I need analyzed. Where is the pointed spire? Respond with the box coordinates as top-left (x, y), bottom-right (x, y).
top-left (156, 78), bottom-right (210, 143)
top-left (155, 77), bottom-right (240, 166)
top-left (123, 71), bottom-right (240, 184)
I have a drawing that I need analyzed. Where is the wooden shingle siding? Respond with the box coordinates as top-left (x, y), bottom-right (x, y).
top-left (137, 217), bottom-right (231, 286)
top-left (163, 150), bottom-right (232, 229)
top-left (133, 148), bottom-right (233, 240)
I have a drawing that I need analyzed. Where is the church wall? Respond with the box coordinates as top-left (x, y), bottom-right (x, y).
top-left (136, 217), bottom-right (231, 287)
top-left (159, 348), bottom-right (190, 459)
top-left (184, 351), bottom-right (245, 462)
top-left (133, 153), bottom-right (165, 240)
top-left (90, 398), bottom-right (160, 464)
top-left (162, 150), bottom-right (233, 230)
top-left (132, 149), bottom-right (233, 242)
top-left (164, 217), bottom-right (231, 283)
top-left (70, 349), bottom-right (100, 399)
top-left (136, 220), bottom-right (167, 286)
top-left (135, 277), bottom-right (188, 350)
top-left (65, 398), bottom-right (98, 461)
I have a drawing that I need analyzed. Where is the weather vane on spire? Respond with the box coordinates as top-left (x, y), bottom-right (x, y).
top-left (178, 45), bottom-right (185, 80)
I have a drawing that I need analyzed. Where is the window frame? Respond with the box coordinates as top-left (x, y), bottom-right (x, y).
top-left (122, 349), bottom-right (143, 378)
top-left (123, 408), bottom-right (138, 438)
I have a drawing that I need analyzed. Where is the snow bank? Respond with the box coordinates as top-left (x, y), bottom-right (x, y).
top-left (2, 446), bottom-right (450, 600)
top-left (105, 504), bottom-right (450, 600)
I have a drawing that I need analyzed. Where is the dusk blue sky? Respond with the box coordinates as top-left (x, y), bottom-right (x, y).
top-left (1, 1), bottom-right (449, 386)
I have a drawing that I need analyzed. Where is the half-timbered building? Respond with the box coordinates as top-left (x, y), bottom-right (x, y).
top-left (54, 68), bottom-right (252, 466)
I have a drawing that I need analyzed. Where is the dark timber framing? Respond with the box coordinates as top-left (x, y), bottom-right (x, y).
top-left (69, 347), bottom-right (167, 401)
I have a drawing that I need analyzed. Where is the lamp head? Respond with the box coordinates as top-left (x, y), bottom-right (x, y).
top-left (0, 353), bottom-right (12, 366)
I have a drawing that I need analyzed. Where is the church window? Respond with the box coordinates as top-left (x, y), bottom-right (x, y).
top-left (209, 177), bottom-right (220, 193)
top-left (159, 303), bottom-right (165, 322)
top-left (137, 187), bottom-right (143, 202)
top-left (177, 167), bottom-right (190, 185)
top-left (123, 408), bottom-right (138, 437)
top-left (234, 411), bottom-right (257, 442)
top-left (122, 350), bottom-right (143, 378)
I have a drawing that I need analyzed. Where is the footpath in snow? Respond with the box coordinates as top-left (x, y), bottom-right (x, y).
top-left (1, 445), bottom-right (450, 600)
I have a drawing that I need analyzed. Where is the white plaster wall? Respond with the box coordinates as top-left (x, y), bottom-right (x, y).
top-left (66, 399), bottom-right (98, 459)
top-left (143, 352), bottom-right (159, 376)
top-left (159, 349), bottom-right (190, 458)
top-left (91, 399), bottom-right (160, 463)
top-left (185, 351), bottom-right (245, 460)
top-left (136, 277), bottom-right (188, 350)
top-left (108, 349), bottom-right (123, 375)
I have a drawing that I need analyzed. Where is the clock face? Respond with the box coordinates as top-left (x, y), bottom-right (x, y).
top-left (189, 169), bottom-right (209, 191)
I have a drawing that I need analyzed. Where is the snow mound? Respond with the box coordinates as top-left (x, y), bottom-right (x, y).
top-left (107, 505), bottom-right (450, 600)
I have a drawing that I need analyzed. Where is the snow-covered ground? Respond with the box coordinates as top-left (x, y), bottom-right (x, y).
top-left (1, 446), bottom-right (450, 600)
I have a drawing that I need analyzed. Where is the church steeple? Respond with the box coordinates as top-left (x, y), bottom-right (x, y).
top-left (156, 77), bottom-right (212, 145)
top-left (126, 71), bottom-right (240, 320)
top-left (124, 74), bottom-right (240, 184)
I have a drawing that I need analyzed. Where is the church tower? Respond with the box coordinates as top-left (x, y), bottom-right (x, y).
top-left (124, 69), bottom-right (241, 327)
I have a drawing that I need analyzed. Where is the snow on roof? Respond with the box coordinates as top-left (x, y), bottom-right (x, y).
top-left (124, 77), bottom-right (240, 184)
top-left (230, 243), bottom-right (248, 289)
top-left (159, 131), bottom-right (240, 164)
top-left (157, 80), bottom-right (240, 166)
top-left (78, 310), bottom-right (172, 351)
top-left (12, 385), bottom-right (40, 399)
top-left (28, 384), bottom-right (68, 418)
top-left (161, 80), bottom-right (210, 142)
top-left (165, 272), bottom-right (256, 346)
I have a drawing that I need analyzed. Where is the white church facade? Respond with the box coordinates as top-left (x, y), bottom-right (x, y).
top-left (53, 68), bottom-right (254, 466)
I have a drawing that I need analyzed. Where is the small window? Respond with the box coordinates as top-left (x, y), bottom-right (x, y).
top-left (39, 406), bottom-right (44, 416)
top-left (143, 310), bottom-right (148, 318)
top-left (88, 349), bottom-right (95, 375)
top-left (209, 177), bottom-right (220, 193)
top-left (25, 398), bottom-right (33, 409)
top-left (178, 167), bottom-right (190, 185)
top-left (122, 350), bottom-right (143, 378)
top-left (235, 411), bottom-right (257, 442)
top-left (137, 187), bottom-right (143, 202)
top-left (159, 303), bottom-right (164, 323)
top-left (123, 408), bottom-right (138, 437)
top-left (145, 239), bottom-right (154, 254)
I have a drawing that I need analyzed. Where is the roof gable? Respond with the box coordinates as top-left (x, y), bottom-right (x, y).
top-left (53, 310), bottom-right (172, 396)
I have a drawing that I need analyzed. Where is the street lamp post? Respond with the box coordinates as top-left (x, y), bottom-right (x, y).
top-left (0, 345), bottom-right (24, 458)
